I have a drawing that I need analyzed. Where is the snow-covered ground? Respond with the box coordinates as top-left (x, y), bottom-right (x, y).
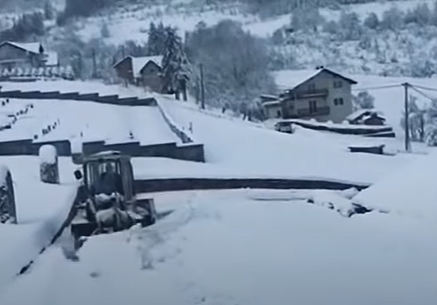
top-left (354, 150), bottom-right (437, 221)
top-left (1, 189), bottom-right (436, 305)
top-left (0, 155), bottom-right (77, 292)
top-left (157, 95), bottom-right (423, 184)
top-left (0, 77), bottom-right (435, 304)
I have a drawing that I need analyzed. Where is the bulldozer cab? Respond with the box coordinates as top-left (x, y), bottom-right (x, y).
top-left (81, 151), bottom-right (135, 202)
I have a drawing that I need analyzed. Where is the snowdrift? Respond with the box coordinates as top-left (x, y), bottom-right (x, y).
top-left (354, 150), bottom-right (437, 220)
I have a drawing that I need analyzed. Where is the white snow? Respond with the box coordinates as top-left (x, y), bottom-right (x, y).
top-left (156, 95), bottom-right (421, 184)
top-left (274, 69), bottom-right (324, 91)
top-left (38, 145), bottom-right (57, 164)
top-left (0, 96), bottom-right (179, 145)
top-left (131, 56), bottom-right (163, 77)
top-left (0, 189), bottom-right (436, 305)
top-left (0, 156), bottom-right (78, 292)
top-left (354, 150), bottom-right (437, 221)
top-left (4, 42), bottom-right (42, 54)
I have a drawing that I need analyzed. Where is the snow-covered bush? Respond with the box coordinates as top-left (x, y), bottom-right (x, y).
top-left (39, 145), bottom-right (59, 184)
top-left (353, 91), bottom-right (375, 110)
top-left (0, 165), bottom-right (16, 224)
top-left (425, 122), bottom-right (437, 146)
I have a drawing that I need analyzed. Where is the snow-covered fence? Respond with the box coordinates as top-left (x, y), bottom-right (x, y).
top-left (39, 145), bottom-right (60, 184)
top-left (0, 65), bottom-right (74, 82)
top-left (0, 165), bottom-right (16, 224)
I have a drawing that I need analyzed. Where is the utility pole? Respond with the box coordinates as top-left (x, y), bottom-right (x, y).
top-left (77, 52), bottom-right (83, 80)
top-left (200, 63), bottom-right (205, 110)
top-left (91, 48), bottom-right (97, 79)
top-left (402, 82), bottom-right (411, 152)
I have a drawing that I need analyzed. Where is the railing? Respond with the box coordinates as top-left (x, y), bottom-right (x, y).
top-left (296, 106), bottom-right (330, 117)
top-left (283, 89), bottom-right (329, 100)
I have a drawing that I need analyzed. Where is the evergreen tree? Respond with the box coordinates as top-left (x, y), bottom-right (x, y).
top-left (147, 22), bottom-right (167, 56)
top-left (44, 1), bottom-right (56, 20)
top-left (161, 27), bottom-right (189, 97)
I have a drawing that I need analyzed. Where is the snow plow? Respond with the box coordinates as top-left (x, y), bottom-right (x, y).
top-left (70, 151), bottom-right (157, 239)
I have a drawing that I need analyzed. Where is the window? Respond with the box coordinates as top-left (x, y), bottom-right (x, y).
top-left (309, 100), bottom-right (317, 113)
top-left (334, 98), bottom-right (344, 105)
top-left (333, 80), bottom-right (343, 88)
top-left (308, 83), bottom-right (316, 91)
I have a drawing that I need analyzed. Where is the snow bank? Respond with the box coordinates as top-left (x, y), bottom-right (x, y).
top-left (1, 189), bottom-right (436, 305)
top-left (354, 150), bottom-right (437, 220)
top-left (0, 183), bottom-right (77, 292)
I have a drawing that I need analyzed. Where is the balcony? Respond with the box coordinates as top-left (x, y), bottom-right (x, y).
top-left (282, 88), bottom-right (329, 100)
top-left (295, 88), bottom-right (329, 99)
top-left (295, 106), bottom-right (330, 117)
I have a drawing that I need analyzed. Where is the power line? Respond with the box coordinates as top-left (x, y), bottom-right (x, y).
top-left (410, 85), bottom-right (437, 102)
top-left (352, 84), bottom-right (401, 91)
top-left (410, 84), bottom-right (437, 93)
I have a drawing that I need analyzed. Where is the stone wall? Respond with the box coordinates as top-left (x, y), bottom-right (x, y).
top-left (32, 140), bottom-right (71, 157)
top-left (0, 139), bottom-right (33, 155)
top-left (0, 137), bottom-right (204, 161)
top-left (0, 90), bottom-right (156, 106)
top-left (134, 177), bottom-right (370, 194)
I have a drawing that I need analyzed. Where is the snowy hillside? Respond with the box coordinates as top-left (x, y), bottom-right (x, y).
top-left (46, 0), bottom-right (437, 44)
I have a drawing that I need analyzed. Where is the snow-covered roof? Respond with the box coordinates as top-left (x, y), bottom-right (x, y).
top-left (2, 41), bottom-right (42, 54)
top-left (113, 55), bottom-right (163, 78)
top-left (263, 100), bottom-right (281, 107)
top-left (133, 55), bottom-right (163, 77)
top-left (347, 109), bottom-right (385, 122)
top-left (274, 68), bottom-right (358, 91)
top-left (347, 109), bottom-right (372, 121)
